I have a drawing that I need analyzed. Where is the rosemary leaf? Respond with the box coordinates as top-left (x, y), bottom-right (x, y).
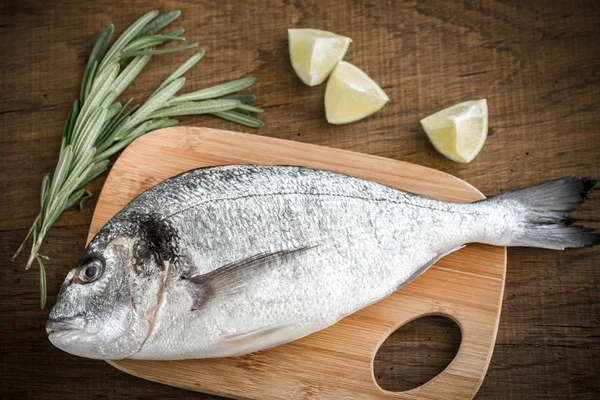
top-left (149, 99), bottom-right (240, 118)
top-left (220, 94), bottom-right (257, 104)
top-left (100, 91), bottom-right (118, 110)
top-left (62, 188), bottom-right (93, 211)
top-left (122, 39), bottom-right (165, 54)
top-left (80, 23), bottom-right (114, 102)
top-left (105, 55), bottom-right (151, 106)
top-left (72, 107), bottom-right (107, 158)
top-left (65, 100), bottom-right (80, 147)
top-left (46, 145), bottom-right (73, 206)
top-left (94, 121), bottom-right (152, 161)
top-left (42, 181), bottom-right (77, 233)
top-left (98, 102), bottom-right (123, 141)
top-left (112, 57), bottom-right (152, 96)
top-left (61, 103), bottom-right (76, 151)
top-left (145, 117), bottom-right (179, 131)
top-left (171, 77), bottom-right (256, 103)
top-left (32, 220), bottom-right (38, 250)
top-left (125, 120), bottom-right (153, 140)
top-left (44, 190), bottom-right (80, 233)
top-left (40, 173), bottom-right (51, 211)
top-left (87, 62), bottom-right (120, 103)
top-left (117, 98), bottom-right (135, 118)
top-left (63, 188), bottom-right (90, 211)
top-left (38, 257), bottom-right (47, 309)
top-left (106, 102), bottom-right (123, 121)
top-left (152, 51), bottom-right (204, 95)
top-left (98, 103), bottom-right (139, 148)
top-left (167, 28), bottom-right (185, 37)
top-left (63, 147), bottom-right (96, 192)
top-left (127, 77), bottom-right (186, 127)
top-left (78, 189), bottom-right (93, 209)
top-left (87, 61), bottom-right (117, 100)
top-left (236, 104), bottom-right (265, 113)
top-left (138, 10), bottom-right (181, 37)
top-left (98, 10), bottom-right (159, 72)
top-left (73, 64), bottom-right (118, 141)
top-left (82, 60), bottom-right (98, 104)
top-left (103, 116), bottom-right (132, 148)
top-left (150, 34), bottom-right (187, 42)
top-left (39, 173), bottom-right (52, 224)
top-left (213, 110), bottom-right (265, 128)
top-left (81, 160), bottom-right (110, 187)
top-left (120, 42), bottom-right (198, 58)
top-left (121, 34), bottom-right (186, 55)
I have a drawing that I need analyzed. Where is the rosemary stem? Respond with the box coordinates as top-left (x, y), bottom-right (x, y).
top-left (25, 236), bottom-right (44, 271)
top-left (11, 213), bottom-right (40, 261)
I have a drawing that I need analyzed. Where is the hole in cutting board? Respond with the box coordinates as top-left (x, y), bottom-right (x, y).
top-left (373, 315), bottom-right (462, 392)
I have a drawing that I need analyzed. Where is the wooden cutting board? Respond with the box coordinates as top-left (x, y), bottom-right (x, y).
top-left (87, 127), bottom-right (506, 400)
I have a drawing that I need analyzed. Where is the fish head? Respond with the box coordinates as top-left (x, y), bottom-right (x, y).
top-left (47, 220), bottom-right (169, 360)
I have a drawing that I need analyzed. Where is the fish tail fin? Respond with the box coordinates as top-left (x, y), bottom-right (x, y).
top-left (491, 177), bottom-right (599, 250)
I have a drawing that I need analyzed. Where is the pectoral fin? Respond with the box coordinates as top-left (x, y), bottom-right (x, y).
top-left (183, 245), bottom-right (315, 311)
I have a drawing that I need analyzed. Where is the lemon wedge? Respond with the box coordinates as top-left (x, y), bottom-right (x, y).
top-left (420, 99), bottom-right (488, 163)
top-left (324, 61), bottom-right (389, 124)
top-left (288, 29), bottom-right (352, 86)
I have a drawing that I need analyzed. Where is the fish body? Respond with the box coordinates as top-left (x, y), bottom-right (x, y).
top-left (47, 166), bottom-right (598, 360)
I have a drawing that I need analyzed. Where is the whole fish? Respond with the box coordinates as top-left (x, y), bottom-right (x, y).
top-left (46, 166), bottom-right (598, 360)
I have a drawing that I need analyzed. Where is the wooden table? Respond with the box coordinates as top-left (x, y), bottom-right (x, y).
top-left (1, 1), bottom-right (598, 399)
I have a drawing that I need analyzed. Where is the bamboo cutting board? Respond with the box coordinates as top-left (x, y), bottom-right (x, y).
top-left (87, 127), bottom-right (506, 400)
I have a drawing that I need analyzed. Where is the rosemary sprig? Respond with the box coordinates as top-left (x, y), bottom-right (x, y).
top-left (13, 10), bottom-right (264, 307)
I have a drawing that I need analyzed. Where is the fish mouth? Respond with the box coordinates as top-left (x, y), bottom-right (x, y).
top-left (46, 316), bottom-right (85, 337)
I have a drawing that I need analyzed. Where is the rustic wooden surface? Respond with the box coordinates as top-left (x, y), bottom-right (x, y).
top-left (0, 0), bottom-right (598, 399)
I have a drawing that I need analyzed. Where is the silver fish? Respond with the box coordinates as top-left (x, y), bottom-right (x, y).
top-left (46, 166), bottom-right (598, 360)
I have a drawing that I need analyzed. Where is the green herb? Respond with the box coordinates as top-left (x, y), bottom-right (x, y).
top-left (13, 10), bottom-right (264, 307)
top-left (213, 110), bottom-right (265, 128)
top-left (37, 255), bottom-right (48, 309)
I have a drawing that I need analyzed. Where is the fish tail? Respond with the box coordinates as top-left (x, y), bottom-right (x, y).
top-left (489, 177), bottom-right (599, 250)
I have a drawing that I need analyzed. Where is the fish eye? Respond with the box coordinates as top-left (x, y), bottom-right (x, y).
top-left (78, 258), bottom-right (104, 283)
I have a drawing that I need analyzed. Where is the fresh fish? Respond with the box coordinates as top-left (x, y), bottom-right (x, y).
top-left (46, 166), bottom-right (598, 360)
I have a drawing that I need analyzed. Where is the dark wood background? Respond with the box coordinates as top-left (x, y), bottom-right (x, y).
top-left (1, 0), bottom-right (598, 399)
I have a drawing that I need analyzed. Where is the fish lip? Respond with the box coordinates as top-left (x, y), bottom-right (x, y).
top-left (46, 316), bottom-right (85, 336)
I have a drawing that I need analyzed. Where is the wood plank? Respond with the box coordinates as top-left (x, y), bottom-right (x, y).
top-left (1, 1), bottom-right (598, 399)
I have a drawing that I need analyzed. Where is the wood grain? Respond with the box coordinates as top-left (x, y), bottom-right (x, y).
top-left (86, 127), bottom-right (506, 399)
top-left (1, 1), bottom-right (598, 399)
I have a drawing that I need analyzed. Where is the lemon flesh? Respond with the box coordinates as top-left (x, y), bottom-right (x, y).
top-left (420, 99), bottom-right (488, 163)
top-left (324, 61), bottom-right (389, 124)
top-left (288, 29), bottom-right (352, 86)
